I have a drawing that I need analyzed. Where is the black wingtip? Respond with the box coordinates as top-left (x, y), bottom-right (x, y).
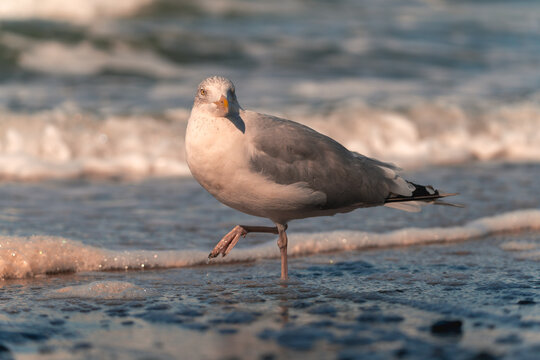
top-left (385, 184), bottom-right (462, 207)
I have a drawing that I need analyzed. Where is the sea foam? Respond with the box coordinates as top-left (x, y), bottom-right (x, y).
top-left (2, 209), bottom-right (539, 279)
top-left (0, 102), bottom-right (539, 180)
top-left (0, 0), bottom-right (153, 22)
top-left (19, 41), bottom-right (182, 78)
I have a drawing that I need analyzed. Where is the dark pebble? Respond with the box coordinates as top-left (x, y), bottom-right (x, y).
top-left (430, 319), bottom-right (462, 335)
top-left (218, 328), bottom-right (238, 335)
top-left (517, 299), bottom-right (536, 305)
top-left (121, 320), bottom-right (134, 326)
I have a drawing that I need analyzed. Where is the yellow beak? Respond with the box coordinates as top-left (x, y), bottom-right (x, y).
top-left (214, 95), bottom-right (229, 112)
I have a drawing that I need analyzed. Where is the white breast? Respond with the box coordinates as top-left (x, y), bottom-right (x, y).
top-left (185, 110), bottom-right (326, 222)
top-left (186, 111), bottom-right (246, 196)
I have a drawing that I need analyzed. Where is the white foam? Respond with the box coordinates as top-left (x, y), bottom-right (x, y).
top-left (0, 0), bottom-right (153, 22)
top-left (284, 209), bottom-right (540, 256)
top-left (0, 100), bottom-right (539, 180)
top-left (2, 209), bottom-right (539, 279)
top-left (500, 241), bottom-right (538, 252)
top-left (291, 102), bottom-right (540, 168)
top-left (48, 281), bottom-right (151, 299)
top-left (0, 234), bottom-right (207, 279)
top-left (19, 41), bottom-right (182, 78)
top-left (0, 0), bottom-right (301, 22)
top-left (500, 239), bottom-right (540, 261)
top-left (0, 111), bottom-right (191, 180)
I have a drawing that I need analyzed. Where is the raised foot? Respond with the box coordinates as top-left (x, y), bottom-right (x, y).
top-left (208, 225), bottom-right (247, 259)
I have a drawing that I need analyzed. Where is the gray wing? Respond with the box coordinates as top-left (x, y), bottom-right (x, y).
top-left (244, 111), bottom-right (397, 210)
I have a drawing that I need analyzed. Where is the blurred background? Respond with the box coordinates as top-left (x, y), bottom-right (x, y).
top-left (1, 5), bottom-right (540, 358)
top-left (0, 0), bottom-right (539, 180)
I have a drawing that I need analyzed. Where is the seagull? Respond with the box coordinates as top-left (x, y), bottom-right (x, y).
top-left (185, 76), bottom-right (459, 280)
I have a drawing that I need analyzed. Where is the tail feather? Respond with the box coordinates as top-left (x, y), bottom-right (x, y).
top-left (384, 182), bottom-right (463, 212)
top-left (432, 199), bottom-right (465, 208)
top-left (384, 201), bottom-right (422, 212)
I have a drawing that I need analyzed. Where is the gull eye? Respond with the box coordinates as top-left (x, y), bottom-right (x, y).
top-left (199, 88), bottom-right (207, 96)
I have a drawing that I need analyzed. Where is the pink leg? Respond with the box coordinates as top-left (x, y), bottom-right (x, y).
top-left (208, 225), bottom-right (279, 259)
top-left (277, 224), bottom-right (288, 280)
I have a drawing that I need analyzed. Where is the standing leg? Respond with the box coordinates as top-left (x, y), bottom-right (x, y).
top-left (276, 223), bottom-right (288, 280)
top-left (208, 225), bottom-right (279, 259)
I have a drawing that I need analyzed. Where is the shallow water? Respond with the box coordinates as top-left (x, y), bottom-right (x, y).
top-left (2, 234), bottom-right (540, 360)
top-left (1, 163), bottom-right (539, 359)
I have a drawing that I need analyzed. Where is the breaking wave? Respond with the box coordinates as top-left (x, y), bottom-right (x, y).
top-left (0, 102), bottom-right (538, 180)
top-left (0, 0), bottom-right (154, 22)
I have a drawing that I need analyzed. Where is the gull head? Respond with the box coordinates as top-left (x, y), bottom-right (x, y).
top-left (193, 76), bottom-right (241, 117)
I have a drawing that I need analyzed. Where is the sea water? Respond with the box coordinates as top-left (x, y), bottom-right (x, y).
top-left (1, 163), bottom-right (539, 359)
top-left (0, 0), bottom-right (539, 359)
